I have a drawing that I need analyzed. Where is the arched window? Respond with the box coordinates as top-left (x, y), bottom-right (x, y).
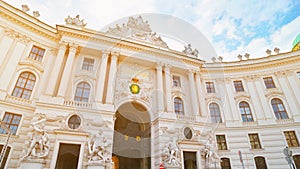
top-left (294, 155), bottom-right (300, 169)
top-left (239, 101), bottom-right (254, 122)
top-left (271, 98), bottom-right (288, 119)
top-left (209, 103), bottom-right (222, 123)
top-left (12, 72), bottom-right (36, 99)
top-left (254, 156), bottom-right (267, 169)
top-left (74, 82), bottom-right (90, 102)
top-left (220, 158), bottom-right (231, 169)
top-left (174, 97), bottom-right (184, 115)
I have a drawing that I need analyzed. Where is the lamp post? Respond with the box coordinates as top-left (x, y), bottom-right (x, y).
top-left (283, 146), bottom-right (296, 169)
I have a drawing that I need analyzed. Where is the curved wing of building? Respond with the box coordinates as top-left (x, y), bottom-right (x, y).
top-left (0, 1), bottom-right (299, 169)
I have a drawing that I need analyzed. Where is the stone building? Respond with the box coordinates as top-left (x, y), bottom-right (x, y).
top-left (0, 1), bottom-right (300, 169)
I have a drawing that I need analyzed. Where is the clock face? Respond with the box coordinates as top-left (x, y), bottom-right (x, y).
top-left (130, 84), bottom-right (140, 94)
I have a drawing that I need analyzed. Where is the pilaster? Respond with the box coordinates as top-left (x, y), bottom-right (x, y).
top-left (95, 51), bottom-right (109, 103)
top-left (164, 64), bottom-right (172, 113)
top-left (57, 43), bottom-right (78, 98)
top-left (188, 70), bottom-right (199, 116)
top-left (45, 42), bottom-right (67, 96)
top-left (105, 51), bottom-right (119, 104)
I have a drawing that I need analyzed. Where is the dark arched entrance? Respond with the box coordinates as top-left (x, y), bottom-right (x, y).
top-left (113, 102), bottom-right (151, 169)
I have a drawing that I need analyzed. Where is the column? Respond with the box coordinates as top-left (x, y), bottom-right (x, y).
top-left (0, 37), bottom-right (28, 91)
top-left (216, 79), bottom-right (233, 121)
top-left (0, 29), bottom-right (15, 72)
top-left (286, 71), bottom-right (300, 110)
top-left (45, 42), bottom-right (67, 96)
top-left (276, 72), bottom-right (300, 117)
top-left (188, 70), bottom-right (199, 115)
top-left (57, 43), bottom-right (78, 97)
top-left (195, 72), bottom-right (207, 117)
top-left (95, 51), bottom-right (109, 103)
top-left (253, 76), bottom-right (274, 120)
top-left (156, 63), bottom-right (164, 113)
top-left (105, 52), bottom-right (119, 104)
top-left (164, 64), bottom-right (172, 113)
top-left (244, 77), bottom-right (265, 120)
top-left (224, 79), bottom-right (240, 121)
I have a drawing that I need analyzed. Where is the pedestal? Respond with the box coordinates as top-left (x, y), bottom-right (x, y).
top-left (164, 164), bottom-right (181, 169)
top-left (20, 158), bottom-right (45, 169)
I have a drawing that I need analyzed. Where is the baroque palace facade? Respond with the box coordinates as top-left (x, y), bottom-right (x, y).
top-left (0, 1), bottom-right (300, 169)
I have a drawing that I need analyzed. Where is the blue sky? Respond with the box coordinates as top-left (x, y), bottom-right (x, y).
top-left (5, 0), bottom-right (300, 61)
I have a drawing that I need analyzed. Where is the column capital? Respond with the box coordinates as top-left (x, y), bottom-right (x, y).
top-left (101, 51), bottom-right (109, 60)
top-left (69, 43), bottom-right (78, 53)
top-left (164, 64), bottom-right (172, 69)
top-left (58, 41), bottom-right (68, 51)
top-left (156, 62), bottom-right (164, 70)
top-left (111, 52), bottom-right (119, 61)
top-left (4, 28), bottom-right (16, 39)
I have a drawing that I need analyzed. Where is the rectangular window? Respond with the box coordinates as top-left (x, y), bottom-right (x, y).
top-left (233, 80), bottom-right (244, 92)
top-left (297, 72), bottom-right (300, 79)
top-left (216, 135), bottom-right (228, 150)
top-left (172, 76), bottom-right (181, 87)
top-left (28, 45), bottom-right (45, 62)
top-left (284, 131), bottom-right (299, 147)
top-left (82, 58), bottom-right (94, 71)
top-left (263, 77), bottom-right (276, 89)
top-left (0, 112), bottom-right (22, 135)
top-left (206, 82), bottom-right (215, 93)
top-left (248, 133), bottom-right (262, 149)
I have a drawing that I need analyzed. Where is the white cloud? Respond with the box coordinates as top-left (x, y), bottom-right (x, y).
top-left (3, 0), bottom-right (299, 61)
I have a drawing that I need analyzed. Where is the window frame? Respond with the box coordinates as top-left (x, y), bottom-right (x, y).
top-left (263, 77), bottom-right (276, 89)
top-left (220, 157), bottom-right (231, 169)
top-left (254, 156), bottom-right (268, 169)
top-left (205, 82), bottom-right (215, 93)
top-left (248, 133), bottom-right (262, 149)
top-left (28, 45), bottom-right (45, 62)
top-left (233, 80), bottom-right (244, 92)
top-left (74, 82), bottom-right (91, 102)
top-left (239, 101), bottom-right (254, 122)
top-left (216, 134), bottom-right (228, 150)
top-left (12, 72), bottom-right (36, 100)
top-left (81, 57), bottom-right (95, 71)
top-left (271, 98), bottom-right (288, 120)
top-left (209, 103), bottom-right (222, 123)
top-left (284, 131), bottom-right (299, 147)
top-left (0, 112), bottom-right (22, 135)
top-left (174, 97), bottom-right (184, 115)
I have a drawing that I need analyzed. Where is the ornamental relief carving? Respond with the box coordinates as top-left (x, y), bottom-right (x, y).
top-left (4, 28), bottom-right (31, 44)
top-left (115, 63), bottom-right (154, 106)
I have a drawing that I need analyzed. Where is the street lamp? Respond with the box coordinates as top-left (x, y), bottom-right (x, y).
top-left (283, 146), bottom-right (296, 169)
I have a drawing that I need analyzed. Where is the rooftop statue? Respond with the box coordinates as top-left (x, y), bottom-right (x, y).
top-left (107, 16), bottom-right (168, 48)
top-left (65, 15), bottom-right (87, 28)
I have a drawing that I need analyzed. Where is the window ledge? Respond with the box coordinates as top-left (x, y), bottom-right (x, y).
top-left (276, 118), bottom-right (294, 124)
top-left (5, 95), bottom-right (33, 106)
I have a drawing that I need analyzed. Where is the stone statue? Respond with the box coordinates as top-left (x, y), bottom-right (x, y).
top-left (88, 131), bottom-right (110, 162)
top-left (65, 15), bottom-right (87, 28)
top-left (25, 114), bottom-right (50, 158)
top-left (183, 44), bottom-right (199, 57)
top-left (162, 140), bottom-right (181, 166)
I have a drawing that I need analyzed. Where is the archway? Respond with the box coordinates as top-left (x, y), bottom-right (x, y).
top-left (113, 102), bottom-right (151, 169)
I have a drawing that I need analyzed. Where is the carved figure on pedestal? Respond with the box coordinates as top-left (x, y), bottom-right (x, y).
top-left (88, 131), bottom-right (110, 162)
top-left (162, 140), bottom-right (181, 166)
top-left (25, 115), bottom-right (50, 158)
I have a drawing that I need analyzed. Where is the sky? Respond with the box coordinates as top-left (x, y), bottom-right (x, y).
top-left (4, 0), bottom-right (300, 61)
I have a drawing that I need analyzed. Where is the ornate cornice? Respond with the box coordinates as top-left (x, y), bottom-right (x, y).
top-left (0, 3), bottom-right (58, 41)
